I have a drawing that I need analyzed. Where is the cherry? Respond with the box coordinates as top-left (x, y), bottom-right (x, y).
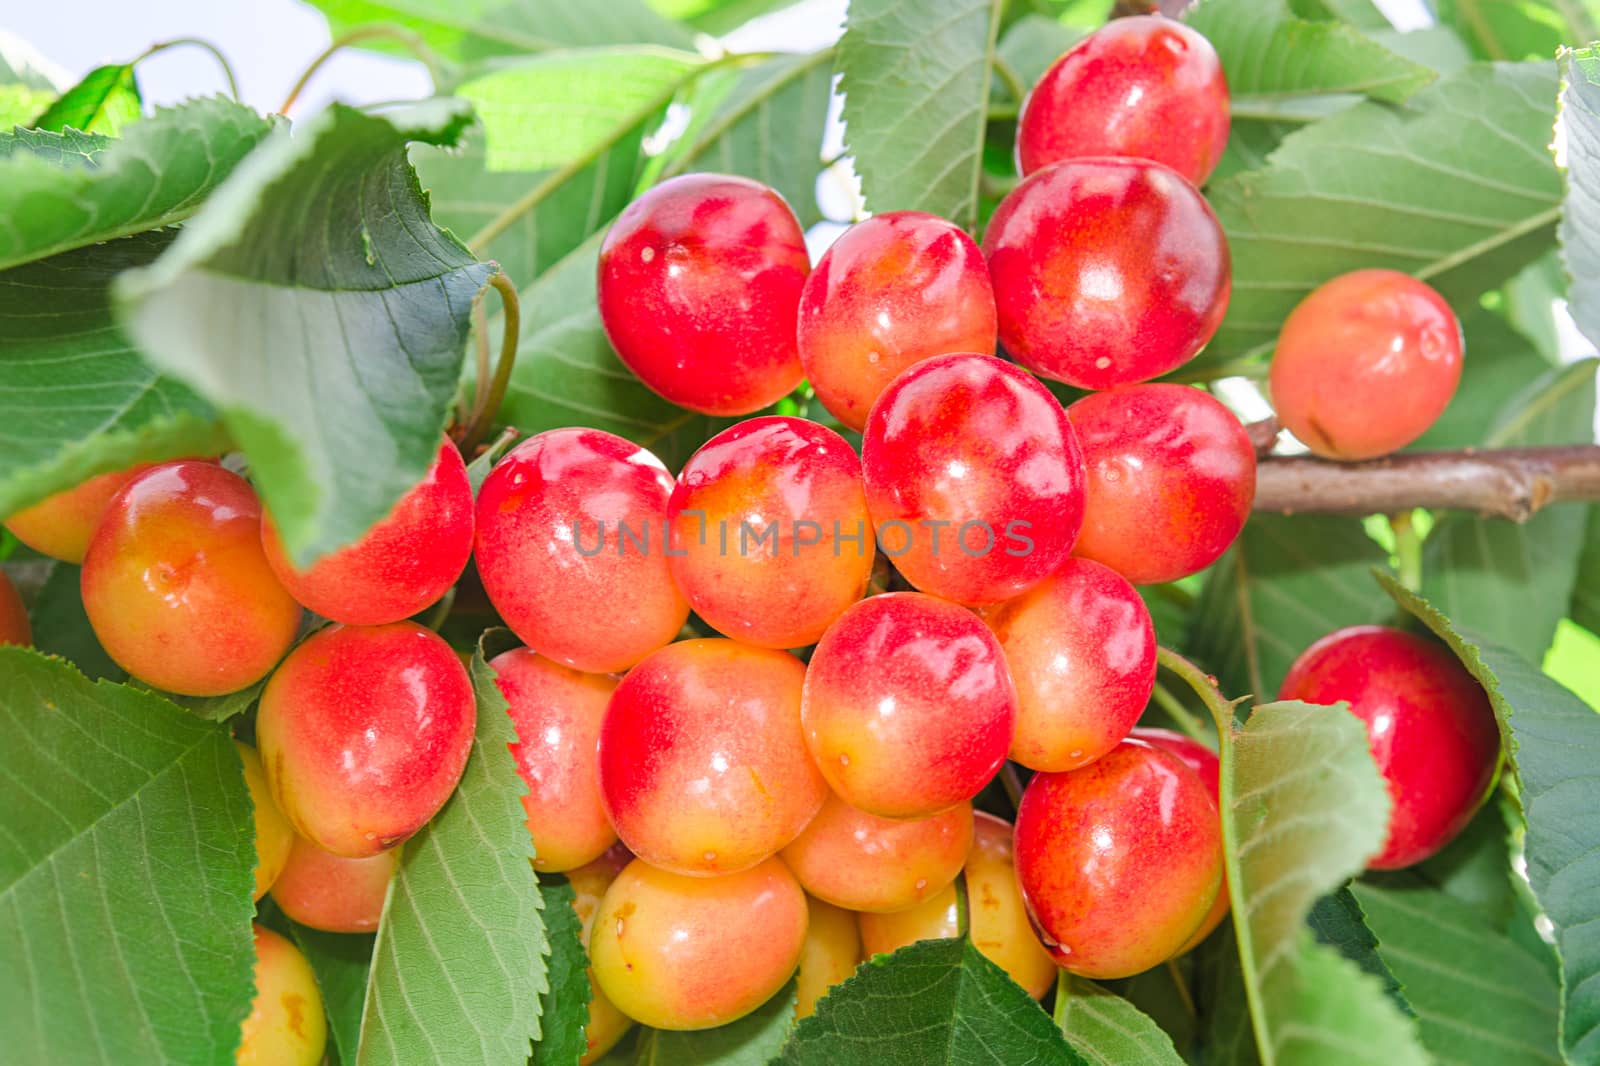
top-left (597, 173), bottom-right (810, 416)
top-left (984, 158), bottom-right (1230, 390)
top-left (781, 793), bottom-right (974, 913)
top-left (1067, 384), bottom-right (1255, 585)
top-left (986, 558), bottom-right (1156, 772)
top-left (597, 639), bottom-right (825, 876)
top-left (238, 924), bottom-right (326, 1066)
top-left (262, 439), bottom-right (473, 626)
top-left (589, 856), bottom-right (808, 1031)
top-left (0, 568), bottom-right (29, 647)
top-left (860, 353), bottom-right (1086, 605)
top-left (796, 895), bottom-right (862, 1019)
top-left (1278, 625), bottom-right (1501, 869)
top-left (668, 416), bottom-right (874, 649)
top-left (568, 844), bottom-right (637, 1062)
top-left (1129, 728), bottom-right (1227, 951)
top-left (256, 622), bottom-right (475, 858)
top-left (1269, 270), bottom-right (1464, 460)
top-left (1017, 15), bottom-right (1229, 186)
top-left (4, 461), bottom-right (156, 563)
top-left (797, 211), bottom-right (997, 431)
top-left (80, 462), bottom-right (301, 696)
top-left (270, 835), bottom-right (398, 933)
top-left (1014, 738), bottom-right (1222, 978)
top-left (802, 591), bottom-right (1017, 818)
top-left (475, 428), bottom-right (688, 674)
top-left (492, 647), bottom-right (617, 872)
top-left (237, 742), bottom-right (293, 902)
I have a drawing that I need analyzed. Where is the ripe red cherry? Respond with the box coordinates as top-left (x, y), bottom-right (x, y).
top-left (597, 173), bottom-right (810, 416)
top-left (802, 591), bottom-right (1017, 818)
top-left (984, 158), bottom-right (1230, 390)
top-left (475, 428), bottom-right (689, 674)
top-left (4, 461), bottom-right (156, 563)
top-left (1278, 625), bottom-right (1501, 870)
top-left (0, 569), bottom-right (29, 646)
top-left (668, 417), bottom-right (874, 649)
top-left (262, 440), bottom-right (472, 626)
top-left (270, 836), bottom-right (398, 933)
top-left (861, 353), bottom-right (1086, 605)
top-left (781, 793), bottom-right (974, 913)
top-left (797, 211), bottom-right (997, 431)
top-left (987, 558), bottom-right (1155, 772)
top-left (1270, 270), bottom-right (1464, 460)
top-left (1014, 738), bottom-right (1222, 978)
top-left (1130, 727), bottom-right (1227, 951)
top-left (1067, 385), bottom-right (1255, 585)
top-left (1017, 15), bottom-right (1229, 186)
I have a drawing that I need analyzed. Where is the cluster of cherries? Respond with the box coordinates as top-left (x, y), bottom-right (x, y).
top-left (0, 13), bottom-right (1502, 1065)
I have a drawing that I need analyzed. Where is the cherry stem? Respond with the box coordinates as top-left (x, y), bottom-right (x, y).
top-left (1155, 646), bottom-right (1242, 740)
top-left (1390, 510), bottom-right (1423, 591)
top-left (1165, 958), bottom-right (1198, 1019)
top-left (954, 871), bottom-right (971, 939)
top-left (278, 24), bottom-right (447, 115)
top-left (1150, 680), bottom-right (1213, 744)
top-left (1052, 969), bottom-right (1071, 1029)
top-left (457, 271), bottom-right (521, 456)
top-left (999, 761), bottom-right (1026, 812)
top-left (134, 38), bottom-right (241, 101)
top-left (420, 587), bottom-right (455, 633)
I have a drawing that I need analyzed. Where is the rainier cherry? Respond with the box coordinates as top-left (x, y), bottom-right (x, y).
top-left (796, 896), bottom-right (862, 1019)
top-left (238, 925), bottom-right (326, 1066)
top-left (797, 211), bottom-right (997, 431)
top-left (1270, 270), bottom-right (1464, 460)
top-left (1278, 625), bottom-right (1501, 869)
top-left (985, 158), bottom-right (1230, 390)
top-left (782, 794), bottom-right (974, 913)
top-left (237, 742), bottom-right (293, 902)
top-left (0, 569), bottom-right (29, 646)
top-left (568, 845), bottom-right (637, 1062)
top-left (270, 835), bottom-right (398, 933)
top-left (1130, 728), bottom-right (1228, 951)
top-left (4, 461), bottom-right (156, 563)
top-left (597, 173), bottom-right (810, 415)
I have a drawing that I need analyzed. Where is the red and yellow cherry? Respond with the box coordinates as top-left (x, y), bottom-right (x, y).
top-left (568, 845), bottom-right (637, 1063)
top-left (1014, 738), bottom-right (1222, 978)
top-left (802, 591), bottom-right (1016, 818)
top-left (781, 794), bottom-right (974, 913)
top-left (80, 462), bottom-right (301, 696)
top-left (986, 558), bottom-right (1155, 772)
top-left (860, 353), bottom-right (1086, 605)
top-left (598, 173), bottom-right (810, 416)
top-left (476, 428), bottom-right (688, 674)
top-left (237, 742), bottom-right (293, 901)
top-left (984, 158), bottom-right (1230, 390)
top-left (1270, 270), bottom-right (1464, 461)
top-left (1278, 625), bottom-right (1501, 869)
top-left (0, 569), bottom-right (29, 647)
top-left (491, 646), bottom-right (617, 872)
top-left (269, 835), bottom-right (398, 933)
top-left (1130, 728), bottom-right (1227, 951)
top-left (1017, 15), bottom-right (1229, 186)
top-left (797, 211), bottom-right (997, 431)
top-left (262, 439), bottom-right (473, 625)
top-left (1067, 385), bottom-right (1255, 585)
top-left (4, 461), bottom-right (156, 563)
top-left (589, 856), bottom-right (808, 1031)
top-left (256, 622), bottom-right (475, 858)
top-left (238, 924), bottom-right (326, 1066)
top-left (796, 895), bottom-right (862, 1019)
top-left (598, 639), bottom-right (824, 876)
top-left (668, 417), bottom-right (874, 649)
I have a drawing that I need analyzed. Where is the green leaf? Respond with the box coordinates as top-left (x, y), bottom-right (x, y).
top-left (1410, 306), bottom-right (1551, 449)
top-left (777, 938), bottom-right (1085, 1065)
top-left (1192, 922), bottom-right (1260, 1065)
top-left (635, 982), bottom-right (796, 1065)
top-left (1305, 888), bottom-right (1407, 1010)
top-left (306, 0), bottom-right (692, 61)
top-left (835, 0), bottom-right (1003, 231)
top-left (1433, 0), bottom-right (1570, 61)
top-left (1561, 45), bottom-right (1600, 350)
top-left (1055, 975), bottom-right (1185, 1066)
top-left (0, 85), bottom-right (55, 126)
top-left (1287, 0), bottom-right (1392, 28)
top-left (289, 923), bottom-right (375, 1066)
top-left (356, 640), bottom-right (544, 1066)
top-left (1200, 60), bottom-right (1562, 369)
top-left (0, 231), bottom-right (231, 520)
top-left (1101, 963), bottom-right (1198, 1059)
top-left (1352, 878), bottom-right (1562, 1064)
top-left (1382, 575), bottom-right (1600, 1062)
top-left (32, 63), bottom-right (141, 135)
top-left (531, 879), bottom-right (590, 1066)
top-left (27, 561), bottom-right (126, 682)
top-left (994, 15), bottom-right (1082, 95)
top-left (0, 97), bottom-right (275, 273)
top-left (1390, 799), bottom-right (1517, 926)
top-left (0, 648), bottom-right (256, 1064)
top-left (1575, 506), bottom-right (1600, 633)
top-left (115, 100), bottom-right (493, 567)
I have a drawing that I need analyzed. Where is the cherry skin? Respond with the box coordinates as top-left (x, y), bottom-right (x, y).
top-left (1278, 625), bottom-right (1501, 869)
top-left (797, 211), bottom-right (998, 431)
top-left (256, 622), bottom-right (475, 858)
top-left (598, 173), bottom-right (810, 416)
top-left (237, 742), bottom-right (294, 902)
top-left (491, 647), bottom-right (618, 872)
top-left (262, 439), bottom-right (473, 625)
top-left (986, 558), bottom-right (1156, 772)
top-left (802, 591), bottom-right (1017, 818)
top-left (796, 895), bottom-right (863, 1019)
top-left (1270, 270), bottom-right (1464, 461)
top-left (475, 428), bottom-right (689, 674)
top-left (238, 924), bottom-right (326, 1066)
top-left (1017, 15), bottom-right (1229, 186)
top-left (589, 856), bottom-right (809, 1031)
top-left (270, 835), bottom-right (399, 933)
top-left (0, 569), bottom-right (29, 647)
top-left (568, 844), bottom-right (637, 1063)
top-left (860, 353), bottom-right (1086, 605)
top-left (1014, 738), bottom-right (1222, 978)
top-left (1067, 385), bottom-right (1255, 585)
top-left (984, 158), bottom-right (1230, 390)
top-left (781, 794), bottom-right (974, 913)
top-left (4, 461), bottom-right (156, 563)
top-left (80, 462), bottom-right (301, 696)
top-left (597, 639), bottom-right (825, 876)
top-left (668, 417), bottom-right (874, 649)
top-left (1129, 728), bottom-right (1228, 951)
